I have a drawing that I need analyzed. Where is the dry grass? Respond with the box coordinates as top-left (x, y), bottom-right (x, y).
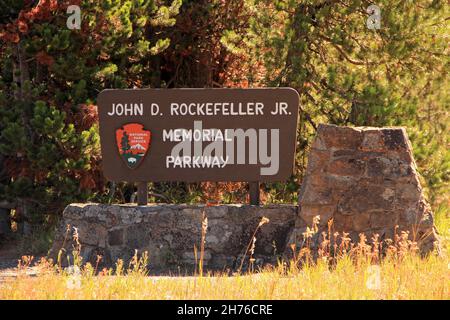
top-left (0, 254), bottom-right (448, 300)
top-left (0, 211), bottom-right (449, 300)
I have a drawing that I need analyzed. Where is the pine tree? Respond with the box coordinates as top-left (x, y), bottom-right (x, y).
top-left (121, 132), bottom-right (130, 154)
top-left (0, 0), bottom-right (182, 232)
top-left (0, 0), bottom-right (447, 221)
top-left (223, 0), bottom-right (449, 204)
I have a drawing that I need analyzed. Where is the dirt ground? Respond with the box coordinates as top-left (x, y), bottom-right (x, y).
top-left (0, 238), bottom-right (43, 283)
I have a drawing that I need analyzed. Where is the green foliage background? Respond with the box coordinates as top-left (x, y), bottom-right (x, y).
top-left (0, 0), bottom-right (448, 233)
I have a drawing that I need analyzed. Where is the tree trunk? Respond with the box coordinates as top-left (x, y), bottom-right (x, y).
top-left (15, 202), bottom-right (33, 236)
top-left (12, 41), bottom-right (33, 236)
top-left (18, 41), bottom-right (30, 100)
top-left (0, 208), bottom-right (11, 237)
top-left (0, 152), bottom-right (12, 236)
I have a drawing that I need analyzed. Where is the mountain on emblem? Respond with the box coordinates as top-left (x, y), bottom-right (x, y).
top-left (116, 123), bottom-right (151, 169)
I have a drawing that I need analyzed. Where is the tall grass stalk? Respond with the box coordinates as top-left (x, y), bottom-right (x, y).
top-left (237, 217), bottom-right (270, 273)
top-left (1, 213), bottom-right (448, 300)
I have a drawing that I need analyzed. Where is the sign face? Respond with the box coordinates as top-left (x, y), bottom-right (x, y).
top-left (97, 88), bottom-right (300, 182)
top-left (115, 123), bottom-right (151, 169)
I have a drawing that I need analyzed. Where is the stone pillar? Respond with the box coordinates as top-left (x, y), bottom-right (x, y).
top-left (287, 124), bottom-right (440, 254)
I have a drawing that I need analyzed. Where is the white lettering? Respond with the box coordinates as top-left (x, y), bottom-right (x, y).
top-left (165, 121), bottom-right (280, 175)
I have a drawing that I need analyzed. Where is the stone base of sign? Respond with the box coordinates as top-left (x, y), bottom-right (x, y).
top-left (50, 124), bottom-right (441, 272)
top-left (50, 203), bottom-right (296, 273)
top-left (285, 124), bottom-right (440, 256)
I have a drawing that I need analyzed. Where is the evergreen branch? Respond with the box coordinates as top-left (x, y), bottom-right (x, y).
top-left (318, 34), bottom-right (382, 66)
top-left (0, 201), bottom-right (16, 209)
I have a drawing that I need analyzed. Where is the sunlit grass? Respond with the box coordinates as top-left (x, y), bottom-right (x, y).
top-left (1, 212), bottom-right (449, 300)
top-left (435, 203), bottom-right (450, 252)
top-left (1, 254), bottom-right (448, 300)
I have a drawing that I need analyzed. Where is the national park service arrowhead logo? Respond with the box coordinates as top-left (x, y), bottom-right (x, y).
top-left (116, 123), bottom-right (151, 169)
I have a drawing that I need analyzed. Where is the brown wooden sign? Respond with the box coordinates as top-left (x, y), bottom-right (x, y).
top-left (97, 88), bottom-right (300, 182)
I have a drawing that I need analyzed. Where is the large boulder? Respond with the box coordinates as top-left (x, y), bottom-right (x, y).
top-left (287, 124), bottom-right (440, 255)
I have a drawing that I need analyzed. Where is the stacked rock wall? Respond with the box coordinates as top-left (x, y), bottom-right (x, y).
top-left (50, 204), bottom-right (296, 273)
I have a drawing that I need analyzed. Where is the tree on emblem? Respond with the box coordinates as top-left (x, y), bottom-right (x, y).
top-left (121, 131), bottom-right (130, 154)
